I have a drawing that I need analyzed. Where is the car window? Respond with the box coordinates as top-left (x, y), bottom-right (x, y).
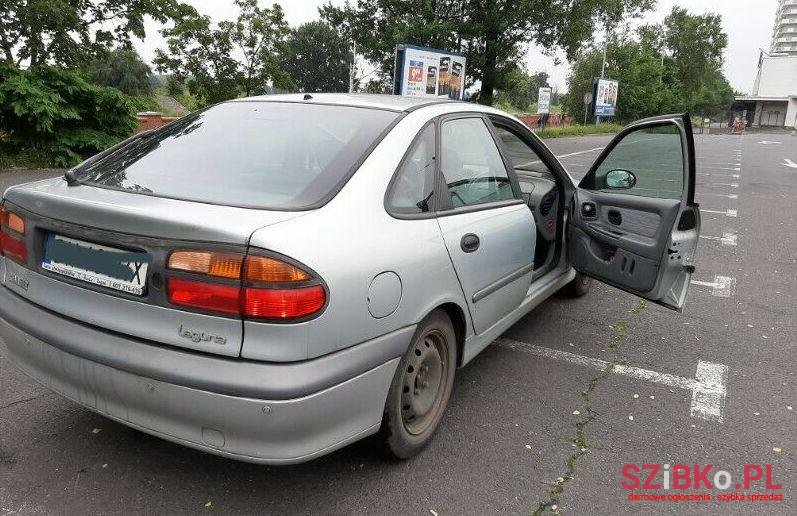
top-left (492, 125), bottom-right (553, 178)
top-left (588, 124), bottom-right (684, 200)
top-left (439, 117), bottom-right (514, 209)
top-left (386, 124), bottom-right (436, 214)
top-left (74, 102), bottom-right (400, 210)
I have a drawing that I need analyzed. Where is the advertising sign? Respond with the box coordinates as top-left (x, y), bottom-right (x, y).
top-left (593, 77), bottom-right (619, 117)
top-left (394, 45), bottom-right (467, 100)
top-left (537, 87), bottom-right (552, 114)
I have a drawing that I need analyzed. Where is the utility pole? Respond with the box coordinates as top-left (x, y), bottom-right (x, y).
top-left (596, 33), bottom-right (607, 125)
top-left (349, 41), bottom-right (356, 93)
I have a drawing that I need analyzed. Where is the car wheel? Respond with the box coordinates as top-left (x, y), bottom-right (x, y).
top-left (563, 271), bottom-right (592, 297)
top-left (381, 309), bottom-right (457, 459)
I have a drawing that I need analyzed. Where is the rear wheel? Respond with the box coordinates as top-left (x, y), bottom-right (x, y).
top-left (563, 271), bottom-right (592, 297)
top-left (381, 309), bottom-right (457, 459)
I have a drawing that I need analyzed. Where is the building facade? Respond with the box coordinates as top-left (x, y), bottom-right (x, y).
top-left (771, 0), bottom-right (797, 56)
top-left (733, 1), bottom-right (797, 128)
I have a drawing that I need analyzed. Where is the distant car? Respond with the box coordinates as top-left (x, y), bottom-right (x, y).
top-left (0, 94), bottom-right (700, 464)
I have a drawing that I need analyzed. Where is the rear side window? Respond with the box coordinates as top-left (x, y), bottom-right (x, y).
top-left (386, 124), bottom-right (436, 214)
top-left (75, 102), bottom-right (400, 209)
top-left (439, 117), bottom-right (514, 209)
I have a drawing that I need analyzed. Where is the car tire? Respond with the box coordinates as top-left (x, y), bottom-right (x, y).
top-left (381, 309), bottom-right (457, 459)
top-left (563, 271), bottom-right (592, 297)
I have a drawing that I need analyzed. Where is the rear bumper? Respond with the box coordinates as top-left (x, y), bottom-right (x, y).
top-left (0, 286), bottom-right (410, 464)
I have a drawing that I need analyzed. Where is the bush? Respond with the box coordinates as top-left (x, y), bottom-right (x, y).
top-left (0, 65), bottom-right (137, 167)
top-left (534, 123), bottom-right (623, 139)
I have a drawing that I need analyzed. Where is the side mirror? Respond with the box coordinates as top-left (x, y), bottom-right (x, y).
top-left (605, 169), bottom-right (636, 189)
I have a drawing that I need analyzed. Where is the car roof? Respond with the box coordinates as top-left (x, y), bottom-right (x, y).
top-left (232, 93), bottom-right (460, 112)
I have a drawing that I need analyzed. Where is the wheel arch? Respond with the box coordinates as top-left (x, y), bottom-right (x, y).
top-left (436, 302), bottom-right (468, 367)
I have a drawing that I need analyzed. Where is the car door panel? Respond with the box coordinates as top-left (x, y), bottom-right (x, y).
top-left (567, 114), bottom-right (700, 310)
top-left (435, 115), bottom-right (535, 335)
top-left (438, 203), bottom-right (534, 334)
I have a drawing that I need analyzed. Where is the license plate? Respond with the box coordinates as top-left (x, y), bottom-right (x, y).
top-left (42, 233), bottom-right (150, 296)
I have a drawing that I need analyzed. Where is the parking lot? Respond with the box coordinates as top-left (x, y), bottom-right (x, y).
top-left (1, 132), bottom-right (795, 515)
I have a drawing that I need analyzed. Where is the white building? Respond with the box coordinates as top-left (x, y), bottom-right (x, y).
top-left (771, 0), bottom-right (797, 55)
top-left (733, 0), bottom-right (797, 127)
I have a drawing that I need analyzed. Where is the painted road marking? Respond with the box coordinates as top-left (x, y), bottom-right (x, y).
top-left (700, 208), bottom-right (737, 217)
top-left (698, 192), bottom-right (738, 199)
top-left (702, 182), bottom-right (739, 188)
top-left (698, 172), bottom-right (740, 178)
top-left (782, 159), bottom-right (797, 169)
top-left (494, 338), bottom-right (729, 423)
top-left (700, 166), bottom-right (740, 171)
top-left (759, 140), bottom-right (782, 145)
top-left (691, 275), bottom-right (736, 297)
top-left (699, 232), bottom-right (738, 246)
top-left (555, 147), bottom-right (605, 158)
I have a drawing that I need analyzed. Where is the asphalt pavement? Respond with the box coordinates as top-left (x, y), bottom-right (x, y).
top-left (0, 131), bottom-right (795, 515)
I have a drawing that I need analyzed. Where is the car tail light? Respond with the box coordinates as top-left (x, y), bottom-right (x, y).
top-left (167, 278), bottom-right (241, 314)
top-left (0, 206), bottom-right (27, 264)
top-left (166, 250), bottom-right (327, 321)
top-left (242, 285), bottom-right (326, 319)
top-left (168, 251), bottom-right (243, 279)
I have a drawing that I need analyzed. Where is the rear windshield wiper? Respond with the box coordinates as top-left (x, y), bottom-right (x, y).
top-left (64, 129), bottom-right (156, 186)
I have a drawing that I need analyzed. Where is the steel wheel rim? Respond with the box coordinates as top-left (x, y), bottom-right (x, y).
top-left (400, 329), bottom-right (448, 435)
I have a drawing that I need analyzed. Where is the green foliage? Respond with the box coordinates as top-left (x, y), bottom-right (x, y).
top-left (535, 123), bottom-right (622, 139)
top-left (154, 0), bottom-right (293, 106)
top-left (495, 68), bottom-right (551, 112)
top-left (0, 65), bottom-right (136, 167)
top-left (321, 0), bottom-right (654, 105)
top-left (85, 47), bottom-right (154, 96)
top-left (280, 21), bottom-right (351, 93)
top-left (1, 0), bottom-right (190, 67)
top-left (563, 7), bottom-right (734, 123)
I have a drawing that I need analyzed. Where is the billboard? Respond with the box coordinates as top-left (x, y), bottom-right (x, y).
top-left (394, 45), bottom-right (466, 100)
top-left (593, 77), bottom-right (618, 117)
top-left (537, 87), bottom-right (552, 114)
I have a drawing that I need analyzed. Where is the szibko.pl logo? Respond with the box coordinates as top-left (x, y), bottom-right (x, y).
top-left (622, 464), bottom-right (783, 503)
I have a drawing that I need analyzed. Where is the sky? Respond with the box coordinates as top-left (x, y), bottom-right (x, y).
top-left (133, 0), bottom-right (779, 94)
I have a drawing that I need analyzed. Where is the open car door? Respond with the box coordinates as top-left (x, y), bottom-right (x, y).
top-left (567, 114), bottom-right (700, 311)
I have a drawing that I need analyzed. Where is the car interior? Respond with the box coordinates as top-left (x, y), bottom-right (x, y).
top-left (491, 122), bottom-right (563, 279)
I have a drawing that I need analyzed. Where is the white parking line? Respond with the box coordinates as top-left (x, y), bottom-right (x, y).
top-left (699, 232), bottom-right (738, 246)
top-left (698, 192), bottom-right (738, 199)
top-left (702, 182), bottom-right (739, 188)
top-left (700, 208), bottom-right (737, 217)
top-left (698, 172), bottom-right (740, 178)
top-left (555, 147), bottom-right (604, 158)
top-left (494, 338), bottom-right (729, 423)
top-left (691, 275), bottom-right (736, 297)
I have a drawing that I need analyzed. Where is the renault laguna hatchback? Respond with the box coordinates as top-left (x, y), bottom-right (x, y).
top-left (0, 94), bottom-right (701, 463)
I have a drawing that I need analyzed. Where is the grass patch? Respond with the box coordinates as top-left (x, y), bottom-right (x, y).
top-left (535, 123), bottom-right (622, 139)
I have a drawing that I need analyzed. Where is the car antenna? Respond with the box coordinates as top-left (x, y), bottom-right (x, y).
top-left (303, 94), bottom-right (313, 100)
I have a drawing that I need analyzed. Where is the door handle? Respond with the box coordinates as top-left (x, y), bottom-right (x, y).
top-left (461, 233), bottom-right (480, 253)
top-left (607, 209), bottom-right (622, 226)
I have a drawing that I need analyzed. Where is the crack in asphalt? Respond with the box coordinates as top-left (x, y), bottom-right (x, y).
top-left (532, 299), bottom-right (647, 515)
top-left (0, 393), bottom-right (49, 411)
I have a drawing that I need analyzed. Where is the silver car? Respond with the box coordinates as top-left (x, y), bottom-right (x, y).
top-left (0, 94), bottom-right (700, 463)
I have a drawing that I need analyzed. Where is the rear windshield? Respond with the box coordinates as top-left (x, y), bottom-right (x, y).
top-left (75, 102), bottom-right (400, 209)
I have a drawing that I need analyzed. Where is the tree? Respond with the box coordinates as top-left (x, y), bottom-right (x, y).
top-left (154, 0), bottom-right (293, 106)
top-left (0, 0), bottom-right (190, 67)
top-left (281, 21), bottom-right (351, 93)
top-left (321, 0), bottom-right (654, 105)
top-left (85, 48), bottom-right (154, 96)
top-left (0, 64), bottom-right (137, 166)
top-left (496, 67), bottom-right (550, 111)
top-left (563, 8), bottom-right (734, 123)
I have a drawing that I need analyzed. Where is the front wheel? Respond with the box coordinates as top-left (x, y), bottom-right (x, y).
top-left (563, 271), bottom-right (592, 297)
top-left (381, 309), bottom-right (457, 459)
